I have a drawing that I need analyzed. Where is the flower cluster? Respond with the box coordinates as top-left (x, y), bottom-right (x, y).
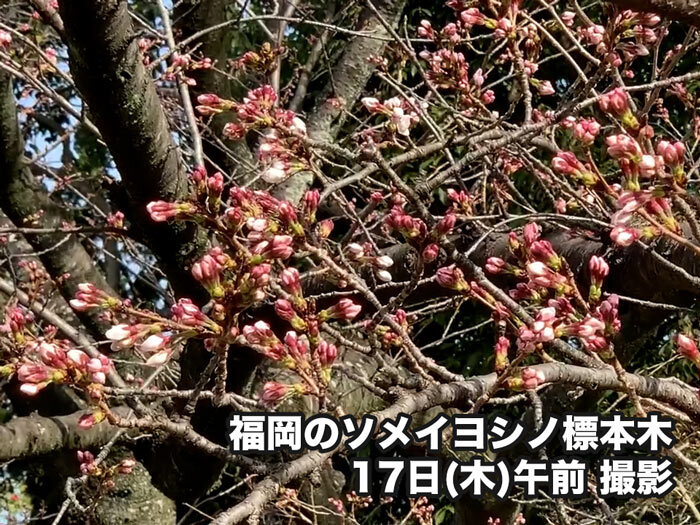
top-left (77, 450), bottom-right (136, 490)
top-left (360, 96), bottom-right (423, 142)
top-left (197, 86), bottom-right (310, 184)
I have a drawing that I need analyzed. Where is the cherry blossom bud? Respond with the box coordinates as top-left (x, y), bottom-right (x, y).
top-left (146, 201), bottom-right (194, 222)
top-left (494, 336), bottom-right (510, 372)
top-left (0, 30), bottom-right (12, 48)
top-left (318, 219), bottom-right (334, 238)
top-left (589, 255), bottom-right (609, 283)
top-left (146, 350), bottom-right (171, 366)
top-left (417, 20), bottom-right (434, 39)
top-left (523, 223), bottom-right (541, 246)
top-left (561, 11), bottom-right (575, 26)
top-left (261, 381), bottom-right (289, 405)
top-left (436, 265), bottom-right (469, 292)
top-left (118, 458), bottom-right (137, 474)
top-left (481, 90), bottom-right (495, 105)
top-left (171, 298), bottom-right (207, 326)
top-left (280, 268), bottom-right (302, 296)
top-left (361, 97), bottom-right (383, 113)
top-left (290, 117), bottom-right (307, 135)
top-left (485, 257), bottom-right (506, 274)
top-left (207, 172), bottom-right (224, 197)
top-left (638, 154), bottom-right (660, 178)
top-left (197, 94), bottom-right (221, 106)
top-left (521, 367), bottom-right (546, 389)
top-left (530, 240), bottom-right (561, 270)
top-left (437, 212), bottom-right (457, 235)
top-left (610, 226), bottom-right (640, 247)
top-left (140, 334), bottom-right (169, 353)
top-left (322, 299), bottom-right (362, 321)
top-left (261, 160), bottom-right (288, 184)
top-left (377, 270), bottom-right (393, 282)
top-left (461, 8), bottom-right (485, 27)
top-left (656, 140), bottom-right (685, 166)
top-left (375, 255), bottom-right (394, 269)
top-left (605, 134), bottom-right (641, 159)
top-left (67, 349), bottom-right (89, 368)
top-left (18, 363), bottom-right (48, 384)
top-left (472, 68), bottom-right (485, 87)
top-left (552, 151), bottom-right (584, 175)
top-left (317, 340), bottom-right (338, 366)
top-left (242, 320), bottom-right (275, 345)
top-left (346, 243), bottom-right (365, 259)
top-left (598, 87), bottom-right (629, 116)
top-left (573, 118), bottom-right (601, 145)
top-left (538, 81), bottom-right (555, 96)
top-left (302, 190), bottom-right (320, 218)
top-left (422, 243), bottom-right (439, 262)
top-left (106, 324), bottom-right (139, 350)
top-left (274, 299), bottom-right (296, 321)
top-left (676, 334), bottom-right (700, 363)
top-left (284, 331), bottom-right (308, 360)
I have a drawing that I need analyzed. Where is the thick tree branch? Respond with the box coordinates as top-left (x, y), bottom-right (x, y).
top-left (212, 361), bottom-right (699, 524)
top-left (610, 0), bottom-right (700, 26)
top-left (0, 408), bottom-right (130, 461)
top-left (58, 0), bottom-right (207, 300)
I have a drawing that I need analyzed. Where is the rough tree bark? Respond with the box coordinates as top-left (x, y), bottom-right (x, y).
top-left (58, 0), bottom-right (208, 301)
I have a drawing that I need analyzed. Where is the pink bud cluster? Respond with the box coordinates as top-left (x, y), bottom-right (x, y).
top-left (17, 340), bottom-right (112, 396)
top-left (361, 96), bottom-right (423, 137)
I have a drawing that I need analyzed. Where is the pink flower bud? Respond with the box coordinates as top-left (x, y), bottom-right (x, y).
top-left (375, 255), bottom-right (394, 269)
top-left (461, 8), bottom-right (485, 27)
top-left (521, 367), bottom-right (546, 389)
top-left (523, 222), bottom-right (541, 246)
top-left (197, 93), bottom-right (221, 106)
top-left (118, 458), bottom-right (137, 474)
top-left (538, 81), bottom-right (555, 96)
top-left (302, 190), bottom-right (320, 217)
top-left (605, 134), bottom-right (641, 159)
top-left (280, 268), bottom-right (302, 296)
top-left (346, 243), bottom-right (365, 259)
top-left (261, 381), bottom-right (289, 405)
top-left (422, 243), bottom-right (439, 262)
top-left (361, 97), bottom-right (383, 113)
top-left (551, 151), bottom-right (584, 175)
top-left (676, 334), bottom-right (699, 362)
top-left (436, 265), bottom-right (468, 291)
top-left (656, 140), bottom-right (685, 166)
top-left (598, 87), bottom-right (629, 116)
top-left (323, 299), bottom-right (361, 321)
top-left (437, 212), bottom-right (457, 235)
top-left (588, 255), bottom-right (609, 283)
top-left (17, 363), bottom-right (48, 384)
top-left (274, 299), bottom-right (297, 321)
top-left (573, 118), bottom-right (601, 145)
top-left (171, 298), bottom-right (206, 326)
top-left (610, 226), bottom-right (640, 247)
top-left (485, 257), bottom-right (506, 274)
top-left (317, 340), bottom-right (338, 366)
top-left (207, 172), bottom-right (224, 196)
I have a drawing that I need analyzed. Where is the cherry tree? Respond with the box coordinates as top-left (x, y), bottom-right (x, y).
top-left (1, 0), bottom-right (700, 523)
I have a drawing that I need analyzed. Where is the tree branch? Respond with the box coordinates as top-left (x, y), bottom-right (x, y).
top-left (58, 0), bottom-right (208, 299)
top-left (609, 0), bottom-right (700, 26)
top-left (212, 361), bottom-right (699, 524)
top-left (0, 70), bottom-right (115, 336)
top-left (0, 407), bottom-right (130, 461)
